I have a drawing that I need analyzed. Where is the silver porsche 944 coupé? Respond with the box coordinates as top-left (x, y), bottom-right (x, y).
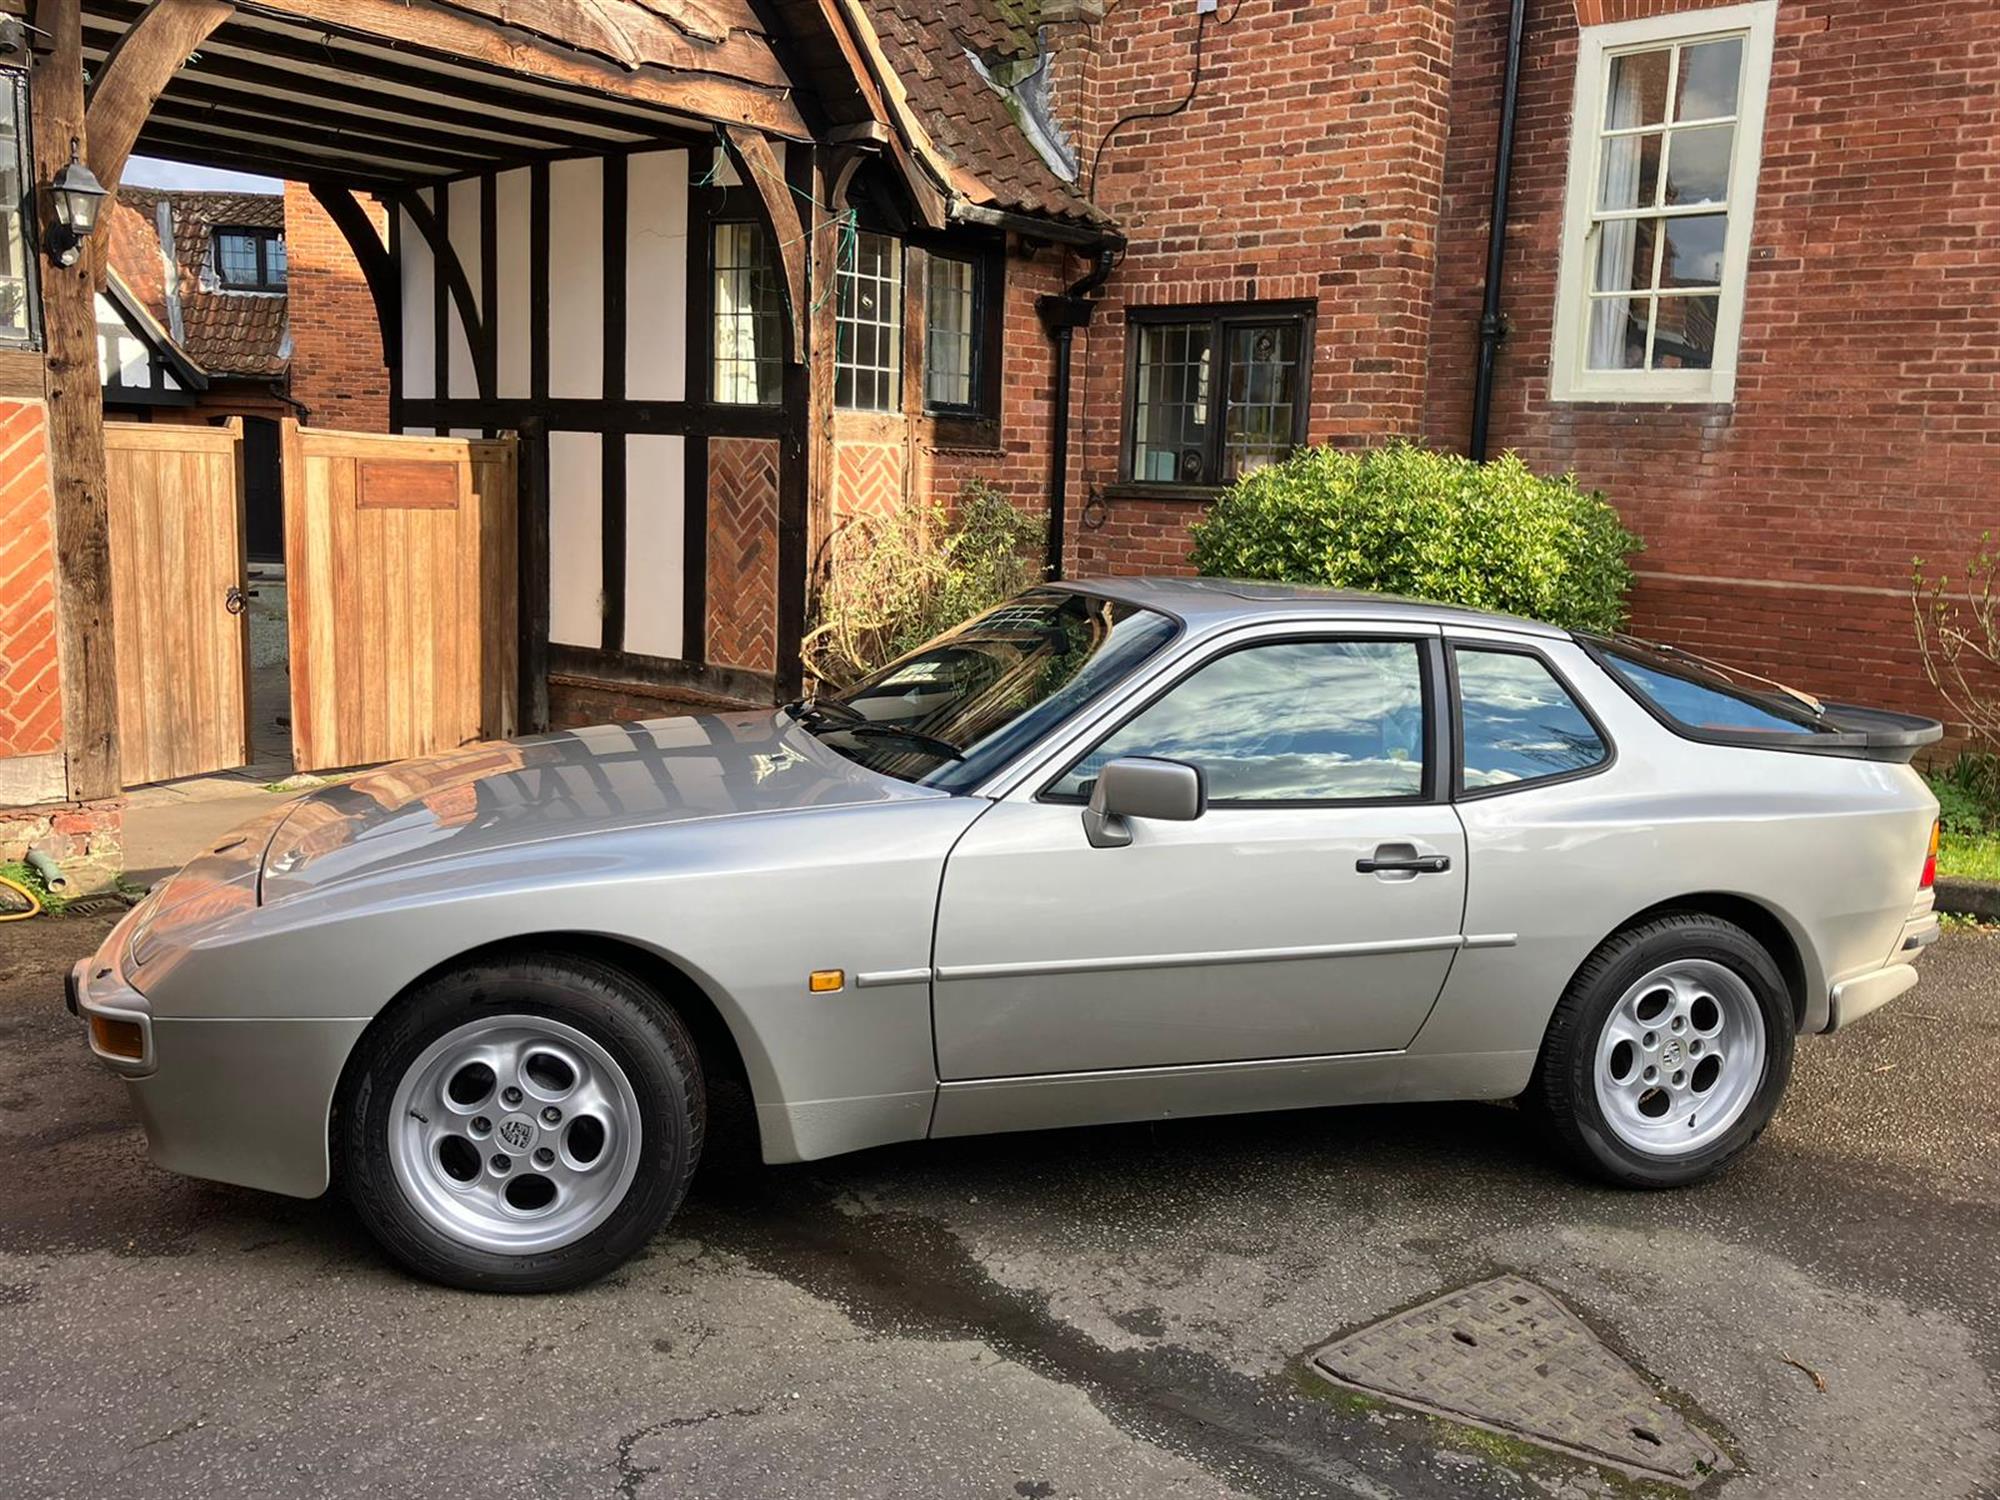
top-left (70, 580), bottom-right (1943, 1291)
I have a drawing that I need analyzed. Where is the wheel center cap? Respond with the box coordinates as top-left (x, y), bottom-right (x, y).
top-left (496, 1114), bottom-right (537, 1153)
top-left (1661, 1038), bottom-right (1683, 1070)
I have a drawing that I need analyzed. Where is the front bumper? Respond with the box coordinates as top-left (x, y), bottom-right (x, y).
top-left (68, 924), bottom-right (365, 1199)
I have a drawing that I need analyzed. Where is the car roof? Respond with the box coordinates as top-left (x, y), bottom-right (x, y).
top-left (1060, 576), bottom-right (1570, 639)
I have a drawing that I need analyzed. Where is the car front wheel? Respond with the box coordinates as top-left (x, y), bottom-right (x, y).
top-left (340, 953), bottom-right (704, 1292)
top-left (1529, 912), bottom-right (1795, 1187)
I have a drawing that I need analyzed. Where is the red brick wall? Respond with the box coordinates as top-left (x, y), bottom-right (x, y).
top-left (283, 182), bottom-right (390, 432)
top-left (706, 436), bottom-right (780, 673)
top-left (1056, 0), bottom-right (1459, 576)
top-left (1420, 0), bottom-right (2000, 723)
top-left (0, 399), bottom-right (62, 760)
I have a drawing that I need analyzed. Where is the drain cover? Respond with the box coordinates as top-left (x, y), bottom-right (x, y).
top-left (1309, 1275), bottom-right (1728, 1487)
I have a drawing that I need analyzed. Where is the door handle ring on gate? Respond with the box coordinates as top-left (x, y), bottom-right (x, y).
top-left (224, 585), bottom-right (257, 614)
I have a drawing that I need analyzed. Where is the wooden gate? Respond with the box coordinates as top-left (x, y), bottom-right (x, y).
top-left (104, 420), bottom-right (251, 785)
top-left (282, 423), bottom-right (517, 773)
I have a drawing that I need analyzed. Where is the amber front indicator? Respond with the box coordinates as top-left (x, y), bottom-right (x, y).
top-left (89, 1012), bottom-right (146, 1060)
top-left (1921, 819), bottom-right (1940, 890)
top-left (808, 969), bottom-right (845, 993)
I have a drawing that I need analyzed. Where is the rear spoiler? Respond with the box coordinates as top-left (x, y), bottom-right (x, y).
top-left (1811, 704), bottom-right (1945, 764)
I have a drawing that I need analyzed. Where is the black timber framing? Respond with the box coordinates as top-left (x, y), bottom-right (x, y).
top-left (385, 139), bottom-right (816, 713)
top-left (601, 152), bottom-right (628, 656)
top-left (310, 184), bottom-right (401, 369)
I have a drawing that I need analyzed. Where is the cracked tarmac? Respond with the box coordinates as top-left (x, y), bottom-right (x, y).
top-left (2, 914), bottom-right (1996, 1498)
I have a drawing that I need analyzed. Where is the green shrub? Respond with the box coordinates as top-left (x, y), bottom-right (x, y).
top-left (1924, 751), bottom-right (2000, 836)
top-left (804, 479), bottom-right (1045, 689)
top-left (1188, 442), bottom-right (1641, 633)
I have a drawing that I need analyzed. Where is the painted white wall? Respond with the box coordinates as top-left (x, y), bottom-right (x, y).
top-left (494, 167), bottom-right (532, 400)
top-left (548, 156), bottom-right (604, 400)
top-left (445, 176), bottom-right (482, 404)
top-left (399, 196), bottom-right (437, 429)
top-left (626, 149), bottom-right (688, 402)
top-left (622, 433), bottom-right (685, 660)
top-left (548, 430), bottom-right (604, 648)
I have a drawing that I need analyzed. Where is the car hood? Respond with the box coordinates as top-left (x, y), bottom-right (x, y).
top-left (257, 710), bottom-right (942, 903)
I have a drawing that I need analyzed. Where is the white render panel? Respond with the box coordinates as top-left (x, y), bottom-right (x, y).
top-left (494, 167), bottom-right (532, 400)
top-left (548, 430), bottom-right (604, 648)
top-left (622, 433), bottom-right (685, 660)
top-left (625, 149), bottom-right (688, 402)
top-left (399, 198), bottom-right (436, 422)
top-left (445, 176), bottom-right (482, 401)
top-left (548, 157), bottom-right (605, 400)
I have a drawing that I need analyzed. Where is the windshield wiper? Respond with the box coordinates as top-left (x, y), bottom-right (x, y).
top-left (784, 696), bottom-right (865, 726)
top-left (843, 722), bottom-right (965, 762)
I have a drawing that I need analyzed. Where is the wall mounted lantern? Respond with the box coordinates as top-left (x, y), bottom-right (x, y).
top-left (49, 140), bottom-right (107, 267)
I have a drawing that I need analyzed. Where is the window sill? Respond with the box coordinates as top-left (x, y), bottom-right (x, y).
top-left (1101, 482), bottom-right (1225, 503)
top-left (928, 413), bottom-right (1001, 452)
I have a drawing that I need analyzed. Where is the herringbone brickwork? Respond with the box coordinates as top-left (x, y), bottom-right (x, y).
top-left (0, 400), bottom-right (62, 759)
top-left (706, 436), bottom-right (779, 674)
top-left (833, 439), bottom-right (904, 522)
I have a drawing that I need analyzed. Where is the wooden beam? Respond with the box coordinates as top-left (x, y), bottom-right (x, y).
top-left (31, 0), bottom-right (120, 797)
top-left (310, 183), bottom-right (401, 375)
top-left (397, 187), bottom-right (492, 401)
top-left (240, 0), bottom-right (806, 138)
top-left (82, 9), bottom-right (688, 146)
top-left (146, 101), bottom-right (492, 176)
top-left (130, 126), bottom-right (410, 194)
top-left (721, 124), bottom-right (806, 364)
top-left (83, 0), bottom-right (233, 196)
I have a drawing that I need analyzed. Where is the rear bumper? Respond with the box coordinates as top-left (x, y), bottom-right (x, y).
top-left (1822, 896), bottom-right (1937, 1033)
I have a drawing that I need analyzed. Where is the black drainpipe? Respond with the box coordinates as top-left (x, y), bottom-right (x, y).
top-left (1037, 247), bottom-right (1118, 579)
top-left (1469, 0), bottom-right (1528, 463)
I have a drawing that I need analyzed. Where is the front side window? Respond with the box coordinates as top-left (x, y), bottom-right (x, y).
top-left (214, 227), bottom-right (285, 290)
top-left (1127, 304), bottom-right (1310, 486)
top-left (795, 590), bottom-right (1177, 793)
top-left (1052, 639), bottom-right (1426, 803)
top-left (1456, 648), bottom-right (1608, 792)
top-left (0, 71), bottom-right (33, 343)
top-left (836, 229), bottom-right (901, 411)
top-left (1549, 1), bottom-right (1775, 403)
top-left (712, 221), bottom-right (783, 405)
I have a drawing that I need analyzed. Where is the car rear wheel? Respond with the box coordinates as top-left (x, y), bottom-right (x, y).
top-left (1528, 913), bottom-right (1794, 1187)
top-left (340, 953), bottom-right (703, 1292)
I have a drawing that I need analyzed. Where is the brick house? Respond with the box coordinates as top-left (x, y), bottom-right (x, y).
top-left (904, 0), bottom-right (1998, 731)
top-left (0, 0), bottom-right (1988, 857)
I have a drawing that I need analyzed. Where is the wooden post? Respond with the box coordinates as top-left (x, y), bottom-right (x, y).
top-left (30, 0), bottom-right (119, 799)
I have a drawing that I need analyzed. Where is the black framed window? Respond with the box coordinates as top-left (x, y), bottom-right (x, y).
top-left (1125, 302), bottom-right (1312, 487)
top-left (1455, 647), bottom-right (1609, 793)
top-left (214, 227), bottom-right (285, 290)
top-left (925, 250), bottom-right (980, 411)
top-left (1049, 637), bottom-right (1428, 805)
top-left (711, 220), bottom-right (783, 406)
top-left (836, 229), bottom-right (902, 411)
top-left (0, 70), bottom-right (36, 345)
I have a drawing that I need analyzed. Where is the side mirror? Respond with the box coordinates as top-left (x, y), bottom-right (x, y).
top-left (1082, 756), bottom-right (1206, 849)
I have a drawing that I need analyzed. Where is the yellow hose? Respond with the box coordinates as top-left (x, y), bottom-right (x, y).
top-left (0, 872), bottom-right (42, 922)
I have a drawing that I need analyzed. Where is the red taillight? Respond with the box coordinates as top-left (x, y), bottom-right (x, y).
top-left (1921, 819), bottom-right (1940, 890)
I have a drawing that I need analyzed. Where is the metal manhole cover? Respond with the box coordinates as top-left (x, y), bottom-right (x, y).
top-left (1309, 1275), bottom-right (1728, 1487)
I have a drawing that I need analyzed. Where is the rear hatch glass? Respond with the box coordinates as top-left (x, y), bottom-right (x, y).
top-left (1580, 635), bottom-right (1941, 762)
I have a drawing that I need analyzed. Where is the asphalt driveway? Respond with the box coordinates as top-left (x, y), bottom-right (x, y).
top-left (2, 914), bottom-right (1995, 1499)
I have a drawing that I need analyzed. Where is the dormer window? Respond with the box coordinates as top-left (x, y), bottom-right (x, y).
top-left (214, 227), bottom-right (285, 291)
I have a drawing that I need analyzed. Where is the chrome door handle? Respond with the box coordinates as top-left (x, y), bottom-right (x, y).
top-left (1355, 853), bottom-right (1451, 874)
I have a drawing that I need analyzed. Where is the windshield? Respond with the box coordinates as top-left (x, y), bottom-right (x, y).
top-left (791, 590), bottom-right (1177, 792)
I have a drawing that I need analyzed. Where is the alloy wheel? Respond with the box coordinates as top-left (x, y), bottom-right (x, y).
top-left (1591, 958), bottom-right (1767, 1158)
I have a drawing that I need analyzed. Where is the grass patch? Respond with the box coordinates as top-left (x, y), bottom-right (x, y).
top-left (0, 860), bottom-right (67, 916)
top-left (1937, 831), bottom-right (2000, 883)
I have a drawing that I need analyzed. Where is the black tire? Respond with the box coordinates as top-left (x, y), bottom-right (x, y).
top-left (1527, 912), bottom-right (1795, 1188)
top-left (339, 952), bottom-right (704, 1293)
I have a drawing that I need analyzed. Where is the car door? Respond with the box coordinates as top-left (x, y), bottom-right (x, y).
top-left (930, 629), bottom-right (1467, 1080)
